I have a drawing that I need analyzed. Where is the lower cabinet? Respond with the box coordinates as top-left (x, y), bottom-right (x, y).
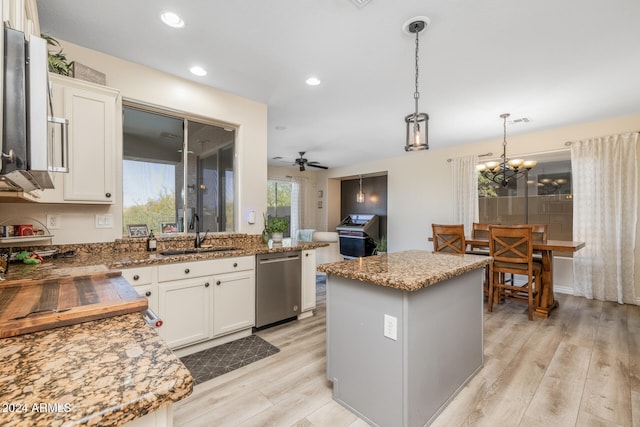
top-left (120, 251), bottom-right (314, 351)
top-left (158, 277), bottom-right (212, 349)
top-left (301, 249), bottom-right (317, 312)
top-left (213, 270), bottom-right (255, 337)
top-left (120, 266), bottom-right (157, 313)
top-left (153, 256), bottom-right (255, 350)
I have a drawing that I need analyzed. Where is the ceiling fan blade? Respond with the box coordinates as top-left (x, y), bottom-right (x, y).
top-left (307, 163), bottom-right (328, 169)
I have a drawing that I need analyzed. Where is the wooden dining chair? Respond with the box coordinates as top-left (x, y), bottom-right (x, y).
top-left (503, 223), bottom-right (547, 285)
top-left (432, 224), bottom-right (466, 254)
top-left (488, 225), bottom-right (541, 320)
top-left (468, 223), bottom-right (490, 254)
top-left (467, 223), bottom-right (491, 296)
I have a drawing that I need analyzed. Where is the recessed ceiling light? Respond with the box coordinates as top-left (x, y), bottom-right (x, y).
top-left (190, 66), bottom-right (207, 76)
top-left (305, 77), bottom-right (321, 86)
top-left (161, 11), bottom-right (185, 28)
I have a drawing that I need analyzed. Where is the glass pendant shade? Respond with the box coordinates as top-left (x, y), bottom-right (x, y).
top-left (356, 176), bottom-right (365, 203)
top-left (405, 113), bottom-right (429, 152)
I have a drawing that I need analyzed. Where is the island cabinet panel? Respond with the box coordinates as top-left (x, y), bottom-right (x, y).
top-left (326, 269), bottom-right (484, 427)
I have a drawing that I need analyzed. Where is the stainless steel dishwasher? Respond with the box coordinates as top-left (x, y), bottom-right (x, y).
top-left (255, 251), bottom-right (301, 328)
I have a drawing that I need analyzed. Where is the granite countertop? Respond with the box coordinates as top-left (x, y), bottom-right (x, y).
top-left (3, 238), bottom-right (326, 282)
top-left (0, 234), bottom-right (322, 426)
top-left (0, 312), bottom-right (193, 427)
top-left (316, 249), bottom-right (491, 291)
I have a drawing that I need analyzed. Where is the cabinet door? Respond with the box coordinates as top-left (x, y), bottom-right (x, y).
top-left (301, 249), bottom-right (317, 312)
top-left (131, 283), bottom-right (158, 314)
top-left (62, 81), bottom-right (118, 203)
top-left (158, 277), bottom-right (212, 349)
top-left (213, 270), bottom-right (255, 337)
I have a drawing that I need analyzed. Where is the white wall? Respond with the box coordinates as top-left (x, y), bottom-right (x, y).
top-left (318, 113), bottom-right (640, 295)
top-left (0, 40), bottom-right (268, 244)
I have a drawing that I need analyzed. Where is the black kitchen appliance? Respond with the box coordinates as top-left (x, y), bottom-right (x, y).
top-left (336, 214), bottom-right (379, 258)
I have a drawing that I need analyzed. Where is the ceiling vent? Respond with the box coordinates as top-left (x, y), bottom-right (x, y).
top-left (351, 0), bottom-right (373, 8)
top-left (508, 117), bottom-right (531, 124)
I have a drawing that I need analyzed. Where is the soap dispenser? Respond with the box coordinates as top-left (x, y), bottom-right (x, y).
top-left (147, 229), bottom-right (157, 252)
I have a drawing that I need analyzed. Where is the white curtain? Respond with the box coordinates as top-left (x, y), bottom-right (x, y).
top-left (290, 176), bottom-right (307, 237)
top-left (450, 154), bottom-right (479, 234)
top-left (571, 132), bottom-right (638, 304)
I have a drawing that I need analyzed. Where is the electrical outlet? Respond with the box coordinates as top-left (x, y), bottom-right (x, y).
top-left (46, 214), bottom-right (60, 230)
top-left (384, 314), bottom-right (397, 341)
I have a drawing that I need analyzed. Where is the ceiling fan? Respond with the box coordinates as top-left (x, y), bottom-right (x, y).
top-left (294, 152), bottom-right (328, 171)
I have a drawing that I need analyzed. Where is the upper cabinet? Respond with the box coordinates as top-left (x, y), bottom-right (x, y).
top-left (37, 74), bottom-right (121, 204)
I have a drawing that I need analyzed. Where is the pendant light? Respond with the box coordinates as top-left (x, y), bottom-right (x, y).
top-left (356, 176), bottom-right (365, 203)
top-left (404, 18), bottom-right (430, 152)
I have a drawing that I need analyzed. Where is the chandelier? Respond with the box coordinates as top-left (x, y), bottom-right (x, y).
top-left (477, 113), bottom-right (537, 186)
top-left (404, 18), bottom-right (429, 152)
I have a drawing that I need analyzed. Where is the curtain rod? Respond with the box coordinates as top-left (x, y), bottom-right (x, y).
top-left (565, 131), bottom-right (640, 146)
top-left (447, 152), bottom-right (492, 162)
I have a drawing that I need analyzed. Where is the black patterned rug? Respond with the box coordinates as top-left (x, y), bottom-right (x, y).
top-left (179, 335), bottom-right (279, 385)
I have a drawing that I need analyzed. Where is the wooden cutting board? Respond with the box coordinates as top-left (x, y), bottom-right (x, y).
top-left (0, 271), bottom-right (148, 338)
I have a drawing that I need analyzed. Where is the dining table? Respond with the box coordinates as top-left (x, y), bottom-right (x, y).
top-left (464, 237), bottom-right (585, 318)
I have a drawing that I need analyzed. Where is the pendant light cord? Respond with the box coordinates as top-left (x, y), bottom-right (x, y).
top-left (414, 22), bottom-right (420, 120)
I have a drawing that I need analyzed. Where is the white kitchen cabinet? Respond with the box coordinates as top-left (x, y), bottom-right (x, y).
top-left (213, 269), bottom-right (255, 337)
top-left (158, 277), bottom-right (212, 349)
top-left (38, 74), bottom-right (120, 204)
top-left (301, 249), bottom-right (317, 312)
top-left (120, 266), bottom-right (157, 312)
top-left (155, 256), bottom-right (255, 350)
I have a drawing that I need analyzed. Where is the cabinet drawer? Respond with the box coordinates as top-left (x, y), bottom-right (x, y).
top-left (121, 266), bottom-right (154, 286)
top-left (158, 256), bottom-right (254, 282)
top-left (211, 256), bottom-right (255, 273)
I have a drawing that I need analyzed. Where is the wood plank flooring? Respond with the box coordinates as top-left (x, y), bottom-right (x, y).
top-left (174, 281), bottom-right (640, 427)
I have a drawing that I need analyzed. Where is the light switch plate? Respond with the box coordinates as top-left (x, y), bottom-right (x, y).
top-left (95, 214), bottom-right (113, 229)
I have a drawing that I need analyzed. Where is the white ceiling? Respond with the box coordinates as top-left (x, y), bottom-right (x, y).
top-left (36, 0), bottom-right (640, 170)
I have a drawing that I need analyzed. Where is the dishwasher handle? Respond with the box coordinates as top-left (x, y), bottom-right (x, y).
top-left (258, 254), bottom-right (301, 264)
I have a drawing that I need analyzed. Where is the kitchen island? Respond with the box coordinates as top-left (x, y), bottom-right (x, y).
top-left (317, 250), bottom-right (490, 427)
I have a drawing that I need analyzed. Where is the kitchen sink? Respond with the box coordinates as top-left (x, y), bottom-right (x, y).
top-left (159, 247), bottom-right (239, 256)
top-left (200, 247), bottom-right (240, 253)
top-left (159, 249), bottom-right (198, 256)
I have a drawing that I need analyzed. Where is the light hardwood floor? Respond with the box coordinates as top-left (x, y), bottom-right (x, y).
top-left (174, 283), bottom-right (640, 427)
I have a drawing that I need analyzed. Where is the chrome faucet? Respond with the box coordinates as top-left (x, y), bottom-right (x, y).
top-left (189, 213), bottom-right (209, 248)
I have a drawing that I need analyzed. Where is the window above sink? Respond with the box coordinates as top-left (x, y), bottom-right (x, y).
top-left (122, 103), bottom-right (236, 237)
